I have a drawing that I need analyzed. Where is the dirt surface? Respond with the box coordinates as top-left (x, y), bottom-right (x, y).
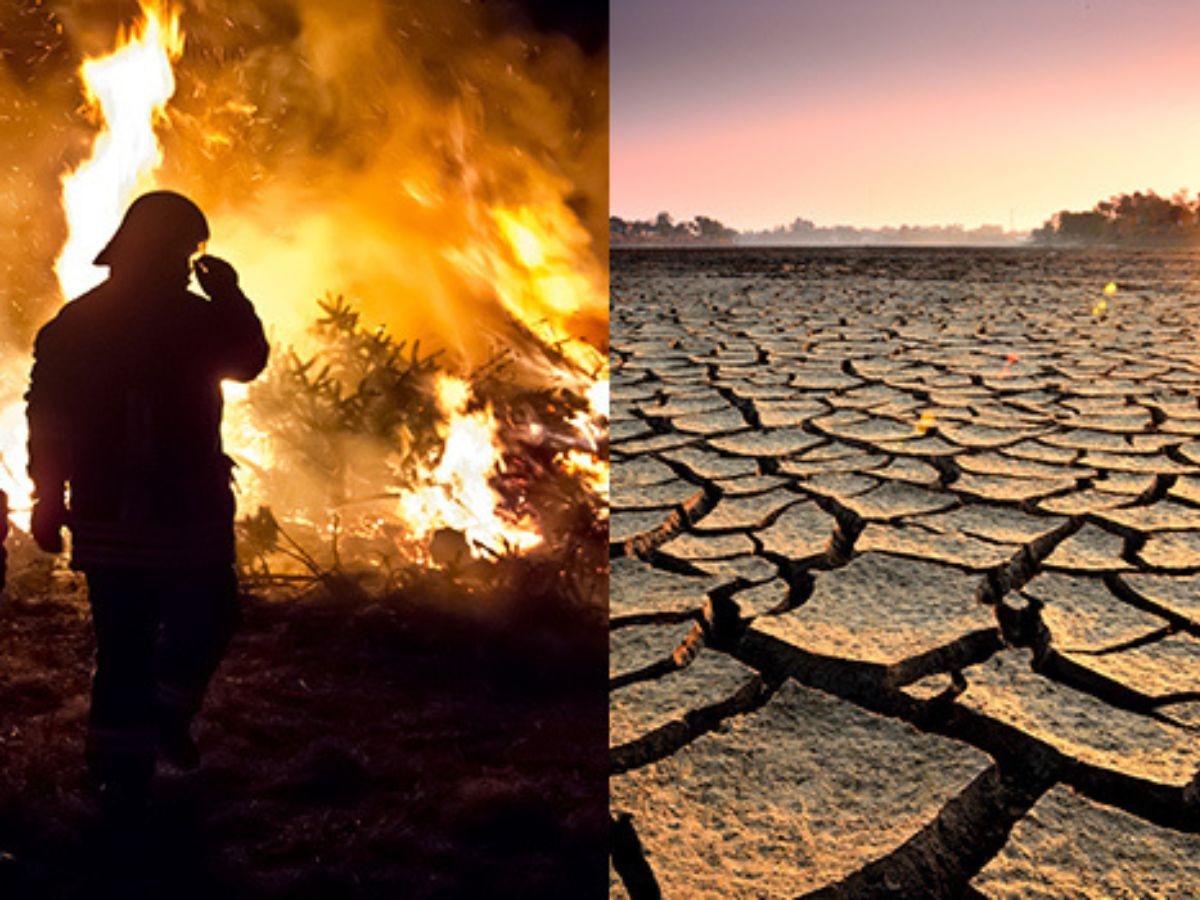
top-left (0, 542), bottom-right (608, 899)
top-left (609, 247), bottom-right (1200, 898)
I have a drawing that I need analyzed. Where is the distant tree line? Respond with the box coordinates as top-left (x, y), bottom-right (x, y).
top-left (738, 217), bottom-right (1020, 246)
top-left (614, 190), bottom-right (1200, 248)
top-left (610, 212), bottom-right (1024, 246)
top-left (1032, 190), bottom-right (1200, 246)
top-left (610, 212), bottom-right (738, 245)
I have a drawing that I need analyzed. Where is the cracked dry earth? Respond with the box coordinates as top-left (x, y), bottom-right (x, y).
top-left (607, 248), bottom-right (1200, 899)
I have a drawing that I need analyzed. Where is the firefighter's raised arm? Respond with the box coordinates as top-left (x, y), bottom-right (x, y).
top-left (194, 254), bottom-right (269, 382)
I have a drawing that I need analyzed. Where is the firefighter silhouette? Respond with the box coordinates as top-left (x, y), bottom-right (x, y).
top-left (25, 191), bottom-right (269, 819)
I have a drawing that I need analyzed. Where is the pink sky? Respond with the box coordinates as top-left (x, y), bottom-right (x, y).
top-left (613, 1), bottom-right (1200, 231)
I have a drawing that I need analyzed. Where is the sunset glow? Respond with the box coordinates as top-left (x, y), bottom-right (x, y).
top-left (613, 0), bottom-right (1200, 232)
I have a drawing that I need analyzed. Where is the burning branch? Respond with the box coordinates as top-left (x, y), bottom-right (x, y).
top-left (243, 293), bottom-right (444, 507)
top-left (234, 296), bottom-right (605, 595)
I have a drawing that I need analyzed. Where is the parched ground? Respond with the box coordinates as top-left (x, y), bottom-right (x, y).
top-left (609, 247), bottom-right (1200, 898)
top-left (0, 542), bottom-right (608, 899)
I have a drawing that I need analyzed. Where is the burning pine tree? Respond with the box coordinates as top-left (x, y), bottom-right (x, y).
top-left (232, 294), bottom-right (607, 609)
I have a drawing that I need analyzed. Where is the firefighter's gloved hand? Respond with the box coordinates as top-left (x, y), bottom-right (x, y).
top-left (194, 255), bottom-right (240, 300)
top-left (31, 496), bottom-right (67, 554)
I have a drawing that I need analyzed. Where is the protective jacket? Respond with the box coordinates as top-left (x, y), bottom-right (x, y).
top-left (26, 276), bottom-right (268, 569)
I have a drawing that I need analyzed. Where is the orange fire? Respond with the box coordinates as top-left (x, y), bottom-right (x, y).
top-left (398, 375), bottom-right (541, 559)
top-left (0, 0), bottom-right (608, 563)
top-left (477, 204), bottom-right (608, 376)
top-left (55, 1), bottom-right (184, 300)
top-left (0, 382), bottom-right (33, 530)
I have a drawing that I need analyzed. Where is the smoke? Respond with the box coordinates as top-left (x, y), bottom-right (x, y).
top-left (0, 4), bottom-right (81, 345)
top-left (1, 0), bottom-right (608, 368)
top-left (0, 0), bottom-right (607, 538)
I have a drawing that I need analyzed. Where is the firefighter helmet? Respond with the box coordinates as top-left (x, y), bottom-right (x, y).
top-left (93, 191), bottom-right (210, 267)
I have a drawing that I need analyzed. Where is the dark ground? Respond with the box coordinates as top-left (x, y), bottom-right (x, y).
top-left (0, 539), bottom-right (609, 899)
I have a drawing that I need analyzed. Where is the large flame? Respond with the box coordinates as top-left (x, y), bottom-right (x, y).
top-left (464, 204), bottom-right (609, 376)
top-left (55, 1), bottom-right (184, 300)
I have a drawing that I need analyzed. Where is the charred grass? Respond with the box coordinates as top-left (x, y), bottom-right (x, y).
top-left (0, 557), bottom-right (608, 899)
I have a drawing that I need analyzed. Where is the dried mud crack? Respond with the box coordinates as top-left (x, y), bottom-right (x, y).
top-left (610, 247), bottom-right (1200, 899)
